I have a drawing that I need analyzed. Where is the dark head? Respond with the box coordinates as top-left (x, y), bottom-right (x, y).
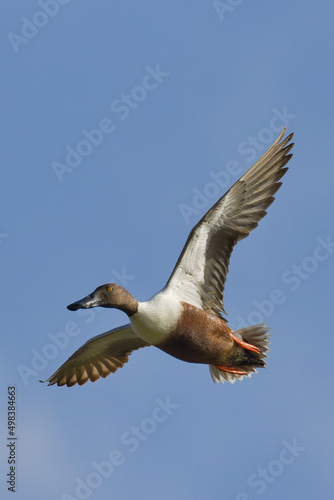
top-left (67, 284), bottom-right (138, 316)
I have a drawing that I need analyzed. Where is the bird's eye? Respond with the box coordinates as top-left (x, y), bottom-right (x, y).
top-left (108, 287), bottom-right (113, 292)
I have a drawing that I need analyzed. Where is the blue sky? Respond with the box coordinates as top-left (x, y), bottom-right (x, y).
top-left (1, 1), bottom-right (334, 499)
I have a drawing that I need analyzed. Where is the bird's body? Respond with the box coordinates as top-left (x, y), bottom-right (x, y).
top-left (43, 127), bottom-right (294, 387)
top-left (156, 302), bottom-right (243, 366)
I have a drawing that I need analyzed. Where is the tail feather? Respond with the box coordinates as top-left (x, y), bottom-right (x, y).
top-left (233, 323), bottom-right (271, 360)
top-left (210, 323), bottom-right (271, 384)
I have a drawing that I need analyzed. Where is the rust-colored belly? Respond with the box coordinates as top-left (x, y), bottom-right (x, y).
top-left (156, 302), bottom-right (233, 365)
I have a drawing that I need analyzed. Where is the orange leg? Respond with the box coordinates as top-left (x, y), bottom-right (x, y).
top-left (232, 334), bottom-right (260, 354)
top-left (215, 365), bottom-right (248, 375)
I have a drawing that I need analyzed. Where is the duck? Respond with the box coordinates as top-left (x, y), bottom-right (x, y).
top-left (43, 127), bottom-right (294, 387)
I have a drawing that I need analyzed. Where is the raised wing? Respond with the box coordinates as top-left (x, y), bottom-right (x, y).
top-left (166, 127), bottom-right (294, 317)
top-left (42, 324), bottom-right (150, 387)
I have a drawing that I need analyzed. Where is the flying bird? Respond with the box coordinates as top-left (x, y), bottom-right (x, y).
top-left (43, 127), bottom-right (294, 387)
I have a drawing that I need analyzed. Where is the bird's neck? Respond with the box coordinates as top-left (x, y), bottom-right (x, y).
top-left (116, 293), bottom-right (139, 317)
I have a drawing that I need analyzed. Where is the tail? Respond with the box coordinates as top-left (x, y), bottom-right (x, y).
top-left (209, 323), bottom-right (271, 384)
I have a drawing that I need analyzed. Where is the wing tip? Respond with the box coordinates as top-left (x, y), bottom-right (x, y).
top-left (276, 128), bottom-right (294, 150)
top-left (39, 378), bottom-right (56, 387)
top-left (277, 126), bottom-right (287, 142)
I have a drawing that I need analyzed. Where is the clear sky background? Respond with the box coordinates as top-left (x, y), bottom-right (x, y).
top-left (1, 1), bottom-right (334, 499)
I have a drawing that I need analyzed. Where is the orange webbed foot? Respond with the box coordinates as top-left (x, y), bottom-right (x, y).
top-left (232, 334), bottom-right (260, 354)
top-left (214, 365), bottom-right (248, 375)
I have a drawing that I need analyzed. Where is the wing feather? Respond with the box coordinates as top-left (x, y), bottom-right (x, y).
top-left (166, 127), bottom-right (294, 316)
top-left (42, 324), bottom-right (150, 387)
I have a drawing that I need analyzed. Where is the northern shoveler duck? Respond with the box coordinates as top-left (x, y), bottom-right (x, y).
top-left (44, 127), bottom-right (294, 387)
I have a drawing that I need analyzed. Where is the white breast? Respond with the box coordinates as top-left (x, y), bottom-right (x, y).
top-left (130, 289), bottom-right (182, 345)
